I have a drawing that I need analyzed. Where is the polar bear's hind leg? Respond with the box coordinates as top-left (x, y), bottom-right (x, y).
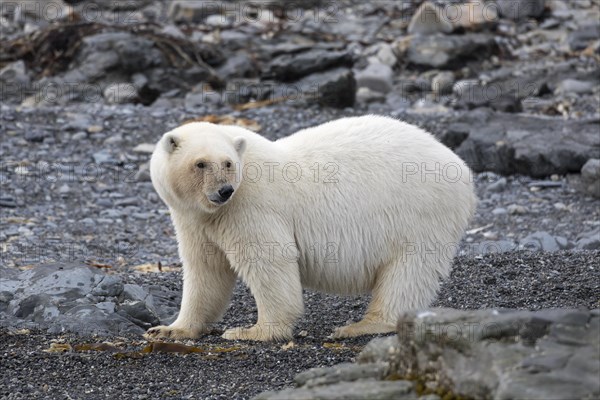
top-left (331, 252), bottom-right (447, 338)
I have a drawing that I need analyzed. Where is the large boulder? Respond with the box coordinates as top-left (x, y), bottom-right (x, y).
top-left (454, 111), bottom-right (600, 177)
top-left (255, 308), bottom-right (600, 400)
top-left (0, 263), bottom-right (180, 335)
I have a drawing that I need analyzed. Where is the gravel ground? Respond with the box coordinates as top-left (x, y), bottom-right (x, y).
top-left (1, 250), bottom-right (598, 400)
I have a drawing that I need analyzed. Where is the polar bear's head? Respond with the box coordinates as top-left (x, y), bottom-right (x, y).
top-left (150, 122), bottom-right (247, 213)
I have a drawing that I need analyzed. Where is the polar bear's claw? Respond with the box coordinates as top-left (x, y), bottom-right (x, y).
top-left (331, 321), bottom-right (395, 339)
top-left (222, 325), bottom-right (292, 342)
top-left (144, 325), bottom-right (198, 340)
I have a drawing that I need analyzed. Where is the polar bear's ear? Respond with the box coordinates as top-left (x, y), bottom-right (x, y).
top-left (233, 137), bottom-right (246, 156)
top-left (163, 134), bottom-right (179, 153)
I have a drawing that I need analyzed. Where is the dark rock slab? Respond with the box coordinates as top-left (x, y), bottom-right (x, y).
top-left (406, 33), bottom-right (498, 69)
top-left (257, 308), bottom-right (600, 400)
top-left (264, 48), bottom-right (353, 82)
top-left (0, 263), bottom-right (179, 336)
top-left (455, 111), bottom-right (600, 177)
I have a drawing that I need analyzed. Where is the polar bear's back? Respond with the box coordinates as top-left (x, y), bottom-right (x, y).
top-left (270, 115), bottom-right (476, 294)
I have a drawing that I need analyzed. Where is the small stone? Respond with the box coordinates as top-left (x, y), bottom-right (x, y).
top-left (375, 43), bottom-right (397, 67)
top-left (492, 207), bottom-right (507, 215)
top-left (72, 132), bottom-right (87, 140)
top-left (408, 1), bottom-right (453, 35)
top-left (356, 87), bottom-right (386, 103)
top-left (135, 162), bottom-right (151, 182)
top-left (507, 204), bottom-right (528, 215)
top-left (168, 0), bottom-right (219, 23)
top-left (452, 1), bottom-right (498, 31)
top-left (497, 0), bottom-right (546, 20)
top-left (556, 79), bottom-right (594, 95)
top-left (487, 177), bottom-right (508, 193)
top-left (133, 143), bottom-right (156, 154)
top-left (431, 71), bottom-right (455, 95)
top-left (87, 125), bottom-right (103, 133)
top-left (553, 202), bottom-right (567, 211)
top-left (58, 184), bottom-right (70, 194)
top-left (103, 83), bottom-right (138, 104)
top-left (355, 61), bottom-right (393, 93)
top-left (92, 150), bottom-right (113, 164)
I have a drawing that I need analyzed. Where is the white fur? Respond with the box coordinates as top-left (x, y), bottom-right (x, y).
top-left (145, 115), bottom-right (477, 341)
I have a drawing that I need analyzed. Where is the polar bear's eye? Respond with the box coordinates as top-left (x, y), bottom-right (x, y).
top-left (196, 162), bottom-right (205, 169)
top-left (225, 161), bottom-right (232, 168)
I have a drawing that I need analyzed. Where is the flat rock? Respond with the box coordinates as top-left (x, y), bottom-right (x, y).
top-left (355, 61), bottom-right (393, 93)
top-left (407, 33), bottom-right (498, 68)
top-left (264, 49), bottom-right (353, 82)
top-left (254, 379), bottom-right (415, 400)
top-left (0, 264), bottom-right (179, 335)
top-left (407, 1), bottom-right (453, 35)
top-left (296, 68), bottom-right (357, 108)
top-left (257, 309), bottom-right (599, 400)
top-left (497, 0), bottom-right (546, 20)
top-left (455, 112), bottom-right (600, 177)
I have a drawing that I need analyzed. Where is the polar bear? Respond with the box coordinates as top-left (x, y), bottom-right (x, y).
top-left (145, 115), bottom-right (476, 341)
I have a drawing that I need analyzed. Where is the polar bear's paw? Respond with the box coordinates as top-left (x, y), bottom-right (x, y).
top-left (222, 324), bottom-right (291, 342)
top-left (331, 320), bottom-right (395, 339)
top-left (144, 325), bottom-right (200, 340)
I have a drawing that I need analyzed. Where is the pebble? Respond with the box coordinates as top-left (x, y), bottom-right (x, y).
top-left (507, 204), bottom-right (528, 215)
top-left (487, 178), bottom-right (508, 193)
top-left (408, 1), bottom-right (453, 35)
top-left (554, 202), bottom-right (568, 211)
top-left (87, 125), bottom-right (103, 133)
top-left (492, 207), bottom-right (507, 215)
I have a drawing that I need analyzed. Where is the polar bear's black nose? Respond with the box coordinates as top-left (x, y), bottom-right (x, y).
top-left (218, 185), bottom-right (234, 201)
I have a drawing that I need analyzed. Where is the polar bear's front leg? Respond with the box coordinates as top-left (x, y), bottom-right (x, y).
top-left (222, 258), bottom-right (304, 341)
top-left (145, 252), bottom-right (236, 340)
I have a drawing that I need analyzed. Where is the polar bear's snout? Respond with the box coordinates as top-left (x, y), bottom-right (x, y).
top-left (209, 184), bottom-right (235, 205)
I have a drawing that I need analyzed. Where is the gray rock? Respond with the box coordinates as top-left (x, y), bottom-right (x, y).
top-left (103, 83), bottom-right (139, 104)
top-left (492, 207), bottom-right (507, 215)
top-left (91, 275), bottom-right (124, 297)
top-left (568, 24), bottom-right (600, 51)
top-left (296, 68), bottom-right (357, 108)
top-left (92, 150), bottom-right (114, 164)
top-left (576, 228), bottom-right (600, 250)
top-left (355, 61), bottom-right (393, 93)
top-left (265, 49), bottom-right (353, 82)
top-left (451, 1), bottom-right (498, 31)
top-left (471, 240), bottom-right (517, 254)
top-left (580, 159), bottom-right (600, 198)
top-left (556, 79), bottom-right (595, 95)
top-left (407, 1), bottom-right (453, 35)
top-left (520, 231), bottom-right (574, 252)
top-left (487, 177), bottom-right (508, 192)
top-left (407, 34), bottom-right (498, 68)
top-left (507, 204), bottom-right (528, 215)
top-left (294, 362), bottom-right (389, 388)
top-left (253, 379), bottom-right (415, 400)
top-left (0, 60), bottom-right (31, 103)
top-left (456, 112), bottom-right (600, 177)
top-left (257, 309), bottom-right (600, 400)
top-left (438, 123), bottom-right (470, 149)
top-left (0, 264), bottom-right (174, 336)
top-left (218, 52), bottom-right (259, 79)
top-left (356, 87), bottom-right (386, 104)
top-left (497, 0), bottom-right (546, 20)
top-left (135, 162), bottom-right (152, 182)
top-left (431, 71), bottom-right (454, 96)
top-left (168, 0), bottom-right (220, 23)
